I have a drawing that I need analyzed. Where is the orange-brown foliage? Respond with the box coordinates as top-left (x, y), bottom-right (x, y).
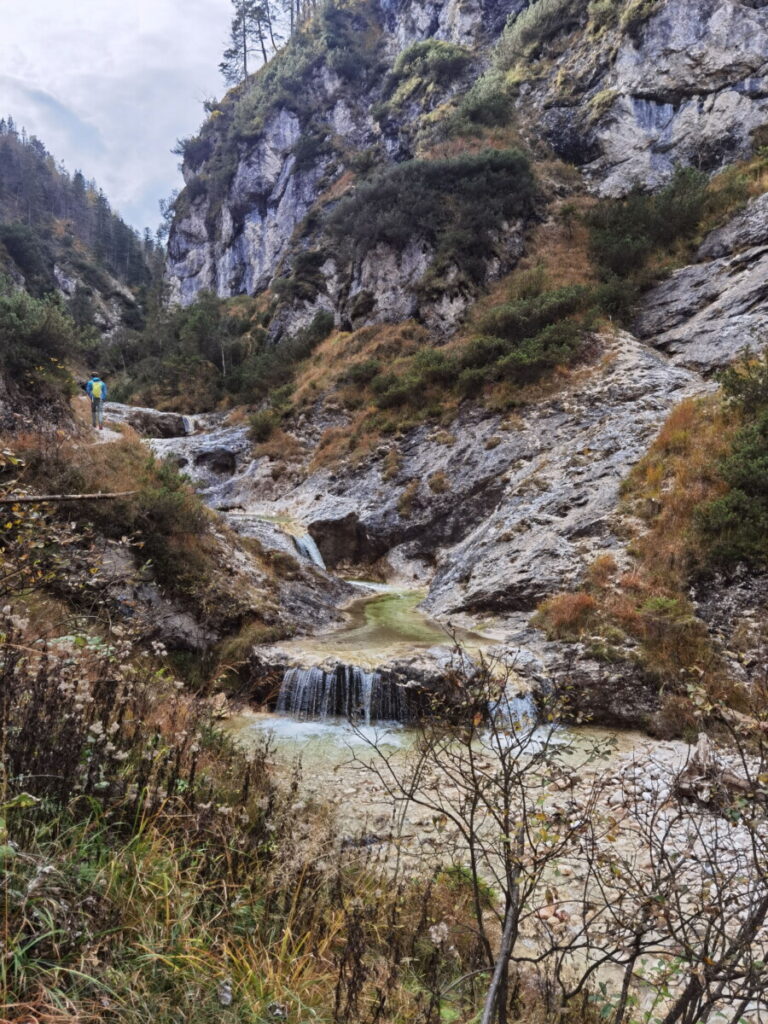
top-left (534, 591), bottom-right (597, 639)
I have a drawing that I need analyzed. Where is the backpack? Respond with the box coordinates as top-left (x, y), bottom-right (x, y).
top-left (92, 380), bottom-right (104, 399)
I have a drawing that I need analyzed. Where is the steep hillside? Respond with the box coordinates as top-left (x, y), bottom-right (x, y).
top-left (0, 120), bottom-right (155, 334)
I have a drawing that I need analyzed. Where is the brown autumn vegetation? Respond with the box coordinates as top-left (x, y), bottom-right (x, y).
top-left (533, 394), bottom-right (751, 735)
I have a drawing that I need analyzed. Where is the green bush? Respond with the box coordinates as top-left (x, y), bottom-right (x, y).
top-left (459, 335), bottom-right (510, 370)
top-left (292, 129), bottom-right (333, 172)
top-left (457, 366), bottom-right (491, 397)
top-left (412, 347), bottom-right (456, 385)
top-left (496, 0), bottom-right (581, 66)
top-left (455, 71), bottom-right (512, 128)
top-left (697, 350), bottom-right (768, 567)
top-left (236, 311), bottom-right (334, 402)
top-left (477, 285), bottom-right (589, 342)
top-left (326, 149), bottom-right (536, 286)
top-left (371, 372), bottom-right (423, 409)
top-left (320, 1), bottom-right (384, 86)
top-left (272, 249), bottom-right (329, 303)
top-left (592, 276), bottom-right (640, 320)
top-left (390, 40), bottom-right (472, 88)
top-left (341, 358), bottom-right (381, 385)
top-left (0, 223), bottom-right (56, 295)
top-left (496, 320), bottom-right (582, 383)
top-left (249, 409), bottom-right (279, 442)
top-left (0, 280), bottom-right (79, 404)
top-left (588, 167), bottom-right (708, 280)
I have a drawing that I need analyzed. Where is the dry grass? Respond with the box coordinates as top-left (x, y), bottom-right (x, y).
top-left (382, 448), bottom-right (401, 481)
top-left (586, 553), bottom-right (617, 587)
top-left (428, 470), bottom-right (450, 493)
top-left (533, 592), bottom-right (597, 639)
top-left (623, 396), bottom-right (735, 589)
top-left (253, 427), bottom-right (304, 462)
top-left (397, 479), bottom-right (420, 517)
top-left (533, 395), bottom-right (747, 732)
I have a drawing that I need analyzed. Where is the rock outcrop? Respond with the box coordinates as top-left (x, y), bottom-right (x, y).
top-left (104, 402), bottom-right (196, 438)
top-left (523, 0), bottom-right (768, 196)
top-left (167, 0), bottom-right (768, 331)
top-left (636, 192), bottom-right (768, 371)
top-left (166, 0), bottom-right (534, 332)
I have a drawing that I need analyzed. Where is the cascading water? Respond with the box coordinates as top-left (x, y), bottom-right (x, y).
top-left (293, 533), bottom-right (326, 570)
top-left (277, 665), bottom-right (409, 724)
top-left (181, 415), bottom-right (195, 435)
top-left (491, 690), bottom-right (538, 727)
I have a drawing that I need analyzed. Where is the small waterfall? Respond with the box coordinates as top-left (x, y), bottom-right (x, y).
top-left (277, 666), bottom-right (409, 724)
top-left (492, 691), bottom-right (537, 728)
top-left (293, 533), bottom-right (326, 570)
top-left (181, 415), bottom-right (195, 435)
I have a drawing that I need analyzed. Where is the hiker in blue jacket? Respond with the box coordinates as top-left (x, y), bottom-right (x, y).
top-left (86, 374), bottom-right (107, 430)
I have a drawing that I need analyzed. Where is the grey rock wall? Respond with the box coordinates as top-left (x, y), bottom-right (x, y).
top-left (636, 192), bottom-right (768, 370)
top-left (524, 0), bottom-right (768, 196)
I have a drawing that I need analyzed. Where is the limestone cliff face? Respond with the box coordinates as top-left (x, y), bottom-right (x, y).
top-left (166, 0), bottom-right (527, 329)
top-left (167, 0), bottom-right (768, 333)
top-left (524, 0), bottom-right (768, 196)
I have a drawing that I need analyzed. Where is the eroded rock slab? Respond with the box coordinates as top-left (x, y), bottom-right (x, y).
top-left (423, 332), bottom-right (704, 615)
top-left (104, 402), bottom-right (194, 438)
top-left (636, 193), bottom-right (768, 371)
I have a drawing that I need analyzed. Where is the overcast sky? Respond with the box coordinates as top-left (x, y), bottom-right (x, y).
top-left (0, 0), bottom-right (231, 231)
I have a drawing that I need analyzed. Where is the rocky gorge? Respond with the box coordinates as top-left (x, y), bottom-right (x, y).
top-left (5, 0), bottom-right (768, 1018)
top-left (143, 0), bottom-right (768, 743)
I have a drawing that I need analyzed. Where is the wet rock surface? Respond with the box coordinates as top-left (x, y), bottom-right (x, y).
top-left (104, 402), bottom-right (195, 438)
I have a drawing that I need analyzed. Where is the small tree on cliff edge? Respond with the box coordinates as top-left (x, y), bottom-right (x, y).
top-left (219, 0), bottom-right (278, 85)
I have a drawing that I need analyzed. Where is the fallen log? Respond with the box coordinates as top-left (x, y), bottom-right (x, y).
top-left (0, 491), bottom-right (138, 504)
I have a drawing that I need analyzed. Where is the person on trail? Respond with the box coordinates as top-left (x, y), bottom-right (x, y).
top-left (86, 374), bottom-right (107, 430)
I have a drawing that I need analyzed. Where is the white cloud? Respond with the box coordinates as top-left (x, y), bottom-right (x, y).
top-left (0, 0), bottom-right (231, 229)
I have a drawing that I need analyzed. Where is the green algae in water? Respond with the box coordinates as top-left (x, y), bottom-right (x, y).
top-left (274, 588), bottom-right (488, 667)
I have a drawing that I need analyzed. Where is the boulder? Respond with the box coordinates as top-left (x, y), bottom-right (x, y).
top-left (104, 402), bottom-right (192, 438)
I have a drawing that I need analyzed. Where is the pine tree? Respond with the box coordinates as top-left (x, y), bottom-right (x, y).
top-left (219, 0), bottom-right (272, 86)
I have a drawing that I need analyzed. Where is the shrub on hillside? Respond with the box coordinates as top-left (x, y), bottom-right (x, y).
top-left (455, 70), bottom-right (512, 128)
top-left (533, 590), bottom-right (597, 639)
top-left (0, 281), bottom-right (78, 406)
top-left (0, 223), bottom-right (56, 295)
top-left (341, 358), bottom-right (381, 385)
top-left (249, 408), bottom-right (278, 442)
top-left (477, 285), bottom-right (589, 343)
top-left (697, 349), bottom-right (768, 566)
top-left (389, 39), bottom-right (472, 89)
top-left (272, 249), bottom-right (329, 303)
top-left (497, 320), bottom-right (582, 383)
top-left (588, 167), bottom-right (708, 279)
top-left (496, 0), bottom-right (582, 65)
top-left (326, 148), bottom-right (536, 285)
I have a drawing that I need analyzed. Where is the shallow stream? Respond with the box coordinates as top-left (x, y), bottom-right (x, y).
top-left (270, 583), bottom-right (490, 666)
